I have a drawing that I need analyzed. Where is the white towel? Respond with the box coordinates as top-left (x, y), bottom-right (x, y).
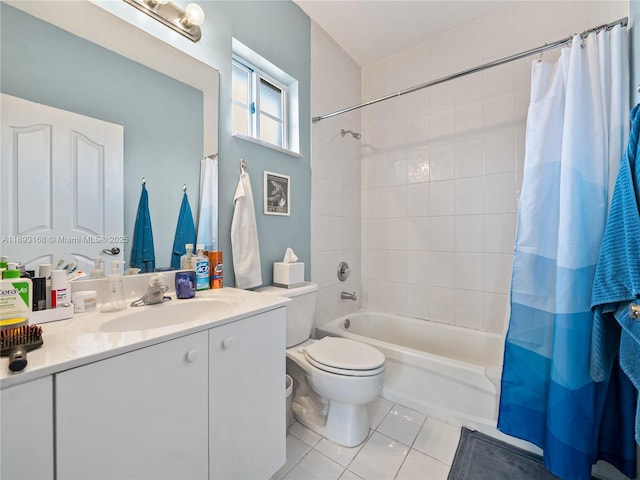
top-left (231, 172), bottom-right (262, 289)
top-left (196, 155), bottom-right (218, 251)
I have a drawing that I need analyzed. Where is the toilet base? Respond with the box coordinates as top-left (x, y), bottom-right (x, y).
top-left (292, 396), bottom-right (370, 447)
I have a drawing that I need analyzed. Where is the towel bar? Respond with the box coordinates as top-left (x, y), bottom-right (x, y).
top-left (630, 303), bottom-right (640, 319)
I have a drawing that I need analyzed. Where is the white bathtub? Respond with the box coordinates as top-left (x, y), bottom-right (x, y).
top-left (317, 311), bottom-right (504, 427)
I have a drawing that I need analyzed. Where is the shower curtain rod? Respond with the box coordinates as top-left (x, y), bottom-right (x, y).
top-left (312, 16), bottom-right (628, 124)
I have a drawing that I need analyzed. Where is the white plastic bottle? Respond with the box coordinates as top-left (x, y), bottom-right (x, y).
top-left (101, 260), bottom-right (127, 312)
top-left (195, 244), bottom-right (209, 291)
top-left (51, 269), bottom-right (69, 308)
top-left (180, 244), bottom-right (195, 270)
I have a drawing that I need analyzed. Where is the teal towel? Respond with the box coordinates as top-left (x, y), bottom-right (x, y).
top-left (591, 103), bottom-right (640, 444)
top-left (171, 192), bottom-right (196, 269)
top-left (130, 184), bottom-right (156, 273)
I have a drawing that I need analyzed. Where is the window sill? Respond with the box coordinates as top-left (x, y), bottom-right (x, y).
top-left (232, 132), bottom-right (302, 158)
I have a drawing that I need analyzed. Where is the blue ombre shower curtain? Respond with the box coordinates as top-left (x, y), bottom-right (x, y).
top-left (498, 25), bottom-right (635, 480)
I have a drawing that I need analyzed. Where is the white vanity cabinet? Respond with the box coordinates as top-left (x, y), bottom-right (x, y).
top-left (209, 308), bottom-right (286, 479)
top-left (0, 298), bottom-right (287, 480)
top-left (0, 376), bottom-right (54, 479)
top-left (56, 331), bottom-right (209, 480)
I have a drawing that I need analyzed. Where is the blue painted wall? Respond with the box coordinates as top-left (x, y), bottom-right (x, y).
top-left (193, 1), bottom-right (312, 286)
top-left (1, 1), bottom-right (312, 287)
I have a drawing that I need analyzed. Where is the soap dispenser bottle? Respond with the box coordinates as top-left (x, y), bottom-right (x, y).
top-left (101, 260), bottom-right (127, 312)
top-left (90, 257), bottom-right (105, 279)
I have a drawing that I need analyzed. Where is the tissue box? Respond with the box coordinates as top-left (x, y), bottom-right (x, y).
top-left (273, 262), bottom-right (304, 287)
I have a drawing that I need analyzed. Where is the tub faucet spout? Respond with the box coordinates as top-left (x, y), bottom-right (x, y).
top-left (341, 291), bottom-right (357, 301)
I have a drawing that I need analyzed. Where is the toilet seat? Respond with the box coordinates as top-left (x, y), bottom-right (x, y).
top-left (303, 337), bottom-right (385, 377)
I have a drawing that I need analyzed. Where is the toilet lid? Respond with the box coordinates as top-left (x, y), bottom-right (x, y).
top-left (304, 337), bottom-right (385, 374)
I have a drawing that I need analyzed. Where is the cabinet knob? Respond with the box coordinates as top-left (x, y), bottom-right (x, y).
top-left (221, 337), bottom-right (233, 349)
top-left (185, 349), bottom-right (199, 362)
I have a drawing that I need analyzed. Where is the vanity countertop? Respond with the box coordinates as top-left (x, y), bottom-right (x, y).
top-left (0, 287), bottom-right (290, 389)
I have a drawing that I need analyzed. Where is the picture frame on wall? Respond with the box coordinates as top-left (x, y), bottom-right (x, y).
top-left (264, 171), bottom-right (290, 216)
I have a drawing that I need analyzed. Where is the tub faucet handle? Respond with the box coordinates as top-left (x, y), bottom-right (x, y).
top-left (337, 262), bottom-right (351, 281)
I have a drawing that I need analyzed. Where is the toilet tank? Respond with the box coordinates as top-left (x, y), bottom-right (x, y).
top-left (256, 282), bottom-right (318, 348)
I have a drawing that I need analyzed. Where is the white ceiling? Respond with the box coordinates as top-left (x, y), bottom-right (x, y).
top-left (294, 0), bottom-right (515, 67)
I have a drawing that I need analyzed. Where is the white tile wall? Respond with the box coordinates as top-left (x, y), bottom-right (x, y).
top-left (360, 0), bottom-right (630, 333)
top-left (310, 22), bottom-right (362, 330)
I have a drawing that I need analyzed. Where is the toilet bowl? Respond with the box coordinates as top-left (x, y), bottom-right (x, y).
top-left (256, 283), bottom-right (385, 447)
top-left (286, 337), bottom-right (385, 447)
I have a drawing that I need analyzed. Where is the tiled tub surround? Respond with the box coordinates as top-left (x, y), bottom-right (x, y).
top-left (359, 1), bottom-right (629, 334)
top-left (310, 22), bottom-right (363, 328)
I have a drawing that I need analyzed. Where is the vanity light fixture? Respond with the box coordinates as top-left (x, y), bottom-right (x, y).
top-left (123, 0), bottom-right (205, 43)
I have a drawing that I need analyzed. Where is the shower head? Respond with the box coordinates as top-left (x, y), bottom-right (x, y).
top-left (340, 129), bottom-right (361, 140)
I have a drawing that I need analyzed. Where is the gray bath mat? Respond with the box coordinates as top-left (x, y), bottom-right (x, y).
top-left (448, 427), bottom-right (560, 480)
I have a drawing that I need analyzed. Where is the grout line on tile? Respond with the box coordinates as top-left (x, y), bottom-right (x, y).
top-left (312, 447), bottom-right (349, 476)
top-left (283, 446), bottom-right (319, 480)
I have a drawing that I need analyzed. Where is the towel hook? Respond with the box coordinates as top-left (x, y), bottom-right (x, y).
top-left (240, 158), bottom-right (247, 173)
top-left (183, 184), bottom-right (187, 192)
top-left (141, 177), bottom-right (146, 185)
top-left (630, 303), bottom-right (640, 320)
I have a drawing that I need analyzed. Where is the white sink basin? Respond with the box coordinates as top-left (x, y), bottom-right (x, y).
top-left (100, 295), bottom-right (244, 332)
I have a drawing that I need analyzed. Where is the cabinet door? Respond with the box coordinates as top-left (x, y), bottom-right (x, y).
top-left (56, 332), bottom-right (208, 480)
top-left (1, 376), bottom-right (54, 479)
top-left (209, 308), bottom-right (286, 479)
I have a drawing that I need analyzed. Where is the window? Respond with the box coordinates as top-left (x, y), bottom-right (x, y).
top-left (232, 56), bottom-right (287, 148)
top-left (231, 39), bottom-right (299, 156)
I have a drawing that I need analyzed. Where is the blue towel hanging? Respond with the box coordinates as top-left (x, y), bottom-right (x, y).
top-left (130, 182), bottom-right (155, 273)
top-left (591, 103), bottom-right (640, 447)
top-left (171, 190), bottom-right (196, 269)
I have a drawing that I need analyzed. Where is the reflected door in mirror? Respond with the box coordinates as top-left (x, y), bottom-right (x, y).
top-left (1, 94), bottom-right (124, 274)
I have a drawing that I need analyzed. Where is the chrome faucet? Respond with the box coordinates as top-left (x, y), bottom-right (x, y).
top-left (341, 291), bottom-right (357, 301)
top-left (130, 275), bottom-right (171, 307)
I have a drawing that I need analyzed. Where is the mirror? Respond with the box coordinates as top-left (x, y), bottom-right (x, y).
top-left (0, 1), bottom-right (219, 276)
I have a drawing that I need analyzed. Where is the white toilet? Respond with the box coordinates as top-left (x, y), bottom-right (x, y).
top-left (258, 282), bottom-right (385, 447)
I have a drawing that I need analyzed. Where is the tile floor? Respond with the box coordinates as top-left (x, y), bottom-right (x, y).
top-left (273, 397), bottom-right (462, 480)
top-left (273, 396), bottom-right (636, 480)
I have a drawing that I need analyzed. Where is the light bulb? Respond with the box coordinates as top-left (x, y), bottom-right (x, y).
top-left (182, 3), bottom-right (205, 27)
